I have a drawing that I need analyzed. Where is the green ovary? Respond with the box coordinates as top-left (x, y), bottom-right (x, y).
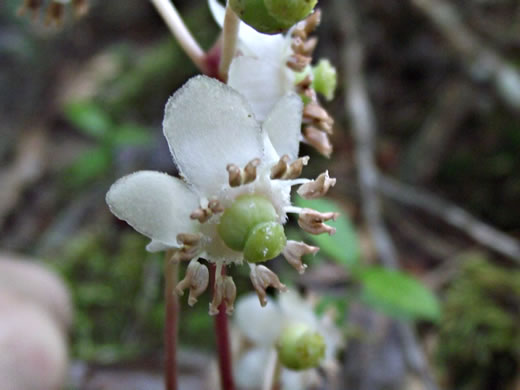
top-left (217, 194), bottom-right (287, 263)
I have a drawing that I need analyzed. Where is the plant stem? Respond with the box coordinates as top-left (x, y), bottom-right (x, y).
top-left (218, 2), bottom-right (240, 81)
top-left (149, 0), bottom-right (208, 73)
top-left (212, 264), bottom-right (235, 390)
top-left (164, 250), bottom-right (179, 390)
top-left (262, 349), bottom-right (281, 390)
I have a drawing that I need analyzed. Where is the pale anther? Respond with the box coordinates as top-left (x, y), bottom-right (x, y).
top-left (303, 102), bottom-right (334, 134)
top-left (270, 154), bottom-right (290, 179)
top-left (227, 164), bottom-right (242, 187)
top-left (285, 156), bottom-right (310, 179)
top-left (209, 275), bottom-right (236, 316)
top-left (287, 54), bottom-right (312, 72)
top-left (303, 126), bottom-right (333, 158)
top-left (297, 171), bottom-right (336, 199)
top-left (190, 201), bottom-right (223, 223)
top-left (250, 265), bottom-right (288, 307)
top-left (298, 208), bottom-right (339, 235)
top-left (243, 158), bottom-right (261, 184)
top-left (282, 240), bottom-right (319, 274)
top-left (175, 260), bottom-right (209, 306)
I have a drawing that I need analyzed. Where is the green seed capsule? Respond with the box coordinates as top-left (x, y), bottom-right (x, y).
top-left (277, 323), bottom-right (326, 370)
top-left (312, 59), bottom-right (337, 101)
top-left (217, 195), bottom-right (286, 262)
top-left (230, 0), bottom-right (318, 34)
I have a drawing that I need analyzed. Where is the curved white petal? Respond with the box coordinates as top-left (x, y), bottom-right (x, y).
top-left (278, 291), bottom-right (318, 330)
top-left (263, 93), bottom-right (303, 160)
top-left (235, 293), bottom-right (283, 345)
top-left (229, 56), bottom-right (294, 121)
top-left (163, 76), bottom-right (263, 196)
top-left (207, 0), bottom-right (287, 63)
top-left (106, 171), bottom-right (199, 248)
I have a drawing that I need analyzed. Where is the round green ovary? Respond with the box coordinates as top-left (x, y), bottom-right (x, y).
top-left (230, 0), bottom-right (291, 34)
top-left (243, 221), bottom-right (286, 263)
top-left (217, 195), bottom-right (286, 262)
top-left (277, 323), bottom-right (326, 370)
top-left (265, 0), bottom-right (318, 26)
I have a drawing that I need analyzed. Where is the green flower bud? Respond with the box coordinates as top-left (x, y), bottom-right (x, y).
top-left (230, 0), bottom-right (318, 34)
top-left (312, 59), bottom-right (337, 101)
top-left (217, 195), bottom-right (286, 262)
top-left (277, 323), bottom-right (326, 370)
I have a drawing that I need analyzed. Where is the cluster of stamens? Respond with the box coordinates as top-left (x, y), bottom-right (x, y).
top-left (227, 158), bottom-right (261, 187)
top-left (18, 0), bottom-right (88, 26)
top-left (190, 199), bottom-right (224, 223)
top-left (270, 155), bottom-right (309, 180)
top-left (287, 10), bottom-right (335, 157)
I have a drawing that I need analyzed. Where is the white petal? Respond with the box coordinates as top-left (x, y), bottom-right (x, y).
top-left (234, 348), bottom-right (272, 389)
top-left (262, 93), bottom-right (303, 160)
top-left (234, 293), bottom-right (283, 345)
top-left (207, 0), bottom-right (287, 63)
top-left (278, 291), bottom-right (318, 330)
top-left (228, 56), bottom-right (294, 121)
top-left (106, 171), bottom-right (199, 248)
top-left (163, 76), bottom-right (263, 196)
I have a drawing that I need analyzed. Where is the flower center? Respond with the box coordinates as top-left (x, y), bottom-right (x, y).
top-left (217, 194), bottom-right (286, 263)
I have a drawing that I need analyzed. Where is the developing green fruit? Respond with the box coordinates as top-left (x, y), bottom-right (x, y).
top-left (277, 323), bottom-right (326, 370)
top-left (230, 0), bottom-right (318, 34)
top-left (312, 59), bottom-right (337, 101)
top-left (217, 195), bottom-right (286, 262)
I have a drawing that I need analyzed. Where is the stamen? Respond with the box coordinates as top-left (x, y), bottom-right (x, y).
top-left (303, 102), bottom-right (334, 134)
top-left (291, 36), bottom-right (318, 56)
top-left (303, 9), bottom-right (321, 34)
top-left (303, 126), bottom-right (333, 158)
top-left (175, 260), bottom-right (209, 306)
top-left (190, 200), bottom-right (223, 223)
top-left (285, 156), bottom-right (310, 179)
top-left (249, 264), bottom-right (288, 307)
top-left (297, 171), bottom-right (336, 199)
top-left (298, 208), bottom-right (339, 235)
top-left (209, 275), bottom-right (236, 315)
top-left (243, 158), bottom-right (261, 184)
top-left (177, 233), bottom-right (202, 246)
top-left (170, 233), bottom-right (203, 262)
top-left (270, 154), bottom-right (290, 179)
top-left (282, 241), bottom-right (319, 274)
top-left (227, 164), bottom-right (242, 187)
top-left (287, 53), bottom-right (312, 72)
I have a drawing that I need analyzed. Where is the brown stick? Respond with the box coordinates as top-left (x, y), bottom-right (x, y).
top-left (211, 264), bottom-right (235, 390)
top-left (164, 250), bottom-right (179, 390)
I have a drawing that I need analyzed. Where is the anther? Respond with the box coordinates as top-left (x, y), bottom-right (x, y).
top-left (297, 171), bottom-right (336, 199)
top-left (298, 208), bottom-right (339, 235)
top-left (285, 156), bottom-right (310, 179)
top-left (270, 155), bottom-right (290, 179)
top-left (287, 54), bottom-right (312, 72)
top-left (282, 241), bottom-right (319, 274)
top-left (291, 37), bottom-right (318, 56)
top-left (209, 275), bottom-right (236, 315)
top-left (249, 265), bottom-right (288, 307)
top-left (303, 126), bottom-right (333, 158)
top-left (303, 9), bottom-right (321, 34)
top-left (175, 261), bottom-right (209, 306)
top-left (227, 164), bottom-right (242, 187)
top-left (303, 102), bottom-right (334, 134)
top-left (177, 233), bottom-right (202, 246)
top-left (190, 208), bottom-right (212, 223)
top-left (243, 158), bottom-right (261, 184)
top-left (208, 199), bottom-right (224, 214)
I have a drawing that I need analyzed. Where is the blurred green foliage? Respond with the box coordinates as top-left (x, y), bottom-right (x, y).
top-left (437, 253), bottom-right (520, 390)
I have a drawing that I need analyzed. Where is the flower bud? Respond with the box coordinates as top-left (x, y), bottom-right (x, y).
top-left (277, 323), bottom-right (325, 370)
top-left (312, 59), bottom-right (337, 101)
top-left (218, 195), bottom-right (286, 263)
top-left (230, 0), bottom-right (318, 34)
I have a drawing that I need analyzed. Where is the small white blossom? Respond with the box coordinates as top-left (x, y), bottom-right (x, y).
top-left (233, 292), bottom-right (344, 390)
top-left (106, 76), bottom-right (335, 313)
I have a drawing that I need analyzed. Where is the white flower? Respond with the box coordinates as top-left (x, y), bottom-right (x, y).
top-left (106, 76), bottom-right (336, 314)
top-left (209, 0), bottom-right (334, 156)
top-left (233, 292), bottom-right (344, 390)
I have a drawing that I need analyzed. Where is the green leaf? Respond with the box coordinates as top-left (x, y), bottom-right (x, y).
top-left (295, 197), bottom-right (361, 268)
top-left (358, 267), bottom-right (441, 321)
top-left (64, 147), bottom-right (112, 188)
top-left (111, 123), bottom-right (152, 146)
top-left (64, 101), bottom-right (112, 139)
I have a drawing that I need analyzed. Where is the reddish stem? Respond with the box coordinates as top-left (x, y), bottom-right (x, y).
top-left (164, 251), bottom-right (179, 390)
top-left (211, 265), bottom-right (235, 390)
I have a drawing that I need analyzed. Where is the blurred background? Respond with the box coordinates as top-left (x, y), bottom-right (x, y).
top-left (1, 0), bottom-right (519, 389)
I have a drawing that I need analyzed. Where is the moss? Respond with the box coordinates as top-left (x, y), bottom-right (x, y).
top-left (436, 253), bottom-right (520, 390)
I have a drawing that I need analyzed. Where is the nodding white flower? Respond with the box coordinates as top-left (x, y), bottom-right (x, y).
top-left (106, 76), bottom-right (336, 314)
top-left (209, 0), bottom-right (335, 156)
top-left (233, 292), bottom-right (344, 390)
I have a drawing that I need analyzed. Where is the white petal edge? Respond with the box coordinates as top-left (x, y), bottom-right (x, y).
top-left (106, 171), bottom-right (199, 249)
top-left (228, 56), bottom-right (294, 122)
top-left (163, 76), bottom-right (264, 196)
top-left (262, 92), bottom-right (303, 160)
top-left (234, 293), bottom-right (283, 346)
top-left (207, 0), bottom-right (287, 63)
